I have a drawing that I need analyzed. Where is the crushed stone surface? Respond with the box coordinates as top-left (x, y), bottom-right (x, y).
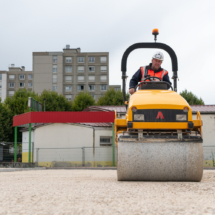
top-left (0, 170), bottom-right (215, 215)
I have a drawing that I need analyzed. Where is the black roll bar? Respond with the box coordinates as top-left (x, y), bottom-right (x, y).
top-left (121, 42), bottom-right (178, 102)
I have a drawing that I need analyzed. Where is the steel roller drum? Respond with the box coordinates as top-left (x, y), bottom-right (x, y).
top-left (117, 141), bottom-right (203, 181)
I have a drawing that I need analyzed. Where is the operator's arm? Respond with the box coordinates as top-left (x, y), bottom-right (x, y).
top-left (163, 73), bottom-right (172, 89)
top-left (129, 68), bottom-right (142, 94)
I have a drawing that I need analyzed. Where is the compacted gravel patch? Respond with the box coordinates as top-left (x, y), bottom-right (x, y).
top-left (0, 170), bottom-right (215, 215)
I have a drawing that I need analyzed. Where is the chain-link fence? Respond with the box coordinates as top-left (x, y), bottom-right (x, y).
top-left (1, 143), bottom-right (215, 167)
top-left (203, 146), bottom-right (215, 167)
top-left (0, 142), bottom-right (22, 162)
top-left (35, 146), bottom-right (117, 167)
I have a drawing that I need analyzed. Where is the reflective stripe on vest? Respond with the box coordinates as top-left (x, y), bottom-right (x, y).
top-left (140, 66), bottom-right (167, 82)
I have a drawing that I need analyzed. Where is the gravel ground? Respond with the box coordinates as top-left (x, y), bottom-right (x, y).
top-left (0, 170), bottom-right (215, 215)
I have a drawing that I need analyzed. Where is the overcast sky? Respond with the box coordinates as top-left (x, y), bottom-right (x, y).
top-left (1, 0), bottom-right (215, 104)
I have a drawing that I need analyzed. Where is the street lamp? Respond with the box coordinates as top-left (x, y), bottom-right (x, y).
top-left (44, 98), bottom-right (46, 112)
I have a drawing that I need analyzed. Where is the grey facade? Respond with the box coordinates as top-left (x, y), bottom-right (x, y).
top-left (0, 65), bottom-right (33, 99)
top-left (33, 47), bottom-right (116, 101)
top-left (0, 46), bottom-right (121, 102)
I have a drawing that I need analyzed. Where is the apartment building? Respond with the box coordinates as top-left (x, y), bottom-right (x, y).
top-left (0, 72), bottom-right (7, 101)
top-left (0, 46), bottom-right (121, 102)
top-left (33, 46), bottom-right (117, 101)
top-left (0, 65), bottom-right (33, 102)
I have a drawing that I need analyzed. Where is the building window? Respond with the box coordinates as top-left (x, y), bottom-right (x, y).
top-left (100, 66), bottom-right (107, 72)
top-left (78, 66), bottom-right (84, 73)
top-left (28, 74), bottom-right (33, 80)
top-left (78, 76), bottom-right (84, 82)
top-left (115, 87), bottom-right (120, 91)
top-left (52, 84), bottom-right (57, 91)
top-left (78, 85), bottom-right (84, 91)
top-left (53, 75), bottom-right (57, 83)
top-left (19, 75), bottom-right (25, 80)
top-left (91, 94), bottom-right (95, 99)
top-left (9, 83), bottom-right (15, 88)
top-left (100, 136), bottom-right (112, 146)
top-left (53, 65), bottom-right (57, 73)
top-left (88, 57), bottom-right (95, 63)
top-left (100, 56), bottom-right (107, 63)
top-left (65, 95), bottom-right (72, 101)
top-left (101, 85), bottom-right (107, 91)
top-left (65, 86), bottom-right (72, 92)
top-left (89, 85), bottom-right (95, 91)
top-left (100, 75), bottom-right (107, 81)
top-left (0, 74), bottom-right (2, 80)
top-left (9, 91), bottom-right (15, 96)
top-left (20, 82), bottom-right (25, 88)
top-left (78, 57), bottom-right (84, 63)
top-left (65, 57), bottom-right (72, 63)
top-left (65, 76), bottom-right (72, 82)
top-left (65, 66), bottom-right (72, 73)
top-left (0, 82), bottom-right (2, 88)
top-left (28, 82), bottom-right (33, 88)
top-left (9, 75), bottom-right (15, 80)
top-left (89, 66), bottom-right (95, 72)
top-left (89, 76), bottom-right (95, 82)
top-left (53, 55), bottom-right (57, 63)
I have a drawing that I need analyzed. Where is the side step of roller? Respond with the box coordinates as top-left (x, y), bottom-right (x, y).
top-left (117, 141), bottom-right (203, 181)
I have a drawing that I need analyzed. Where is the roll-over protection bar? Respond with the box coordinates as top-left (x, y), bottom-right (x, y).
top-left (121, 42), bottom-right (178, 102)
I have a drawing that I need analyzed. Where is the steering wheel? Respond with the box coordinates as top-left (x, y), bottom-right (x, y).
top-left (144, 76), bottom-right (161, 81)
top-left (135, 76), bottom-right (173, 90)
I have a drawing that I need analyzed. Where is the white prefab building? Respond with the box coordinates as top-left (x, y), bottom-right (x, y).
top-left (21, 105), bottom-right (215, 167)
top-left (21, 123), bottom-right (115, 167)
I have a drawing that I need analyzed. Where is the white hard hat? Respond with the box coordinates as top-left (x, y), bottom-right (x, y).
top-left (152, 51), bottom-right (164, 61)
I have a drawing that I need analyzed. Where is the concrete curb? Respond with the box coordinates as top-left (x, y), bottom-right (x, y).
top-left (0, 167), bottom-right (46, 172)
top-left (45, 167), bottom-right (215, 170)
top-left (46, 167), bottom-right (117, 170)
top-left (203, 167), bottom-right (215, 170)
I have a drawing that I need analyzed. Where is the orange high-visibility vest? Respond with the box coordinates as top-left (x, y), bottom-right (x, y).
top-left (140, 66), bottom-right (168, 82)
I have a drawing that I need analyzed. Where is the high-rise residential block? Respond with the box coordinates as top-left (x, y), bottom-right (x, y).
top-left (33, 46), bottom-right (110, 101)
top-left (0, 65), bottom-right (33, 102)
top-left (0, 46), bottom-right (121, 102)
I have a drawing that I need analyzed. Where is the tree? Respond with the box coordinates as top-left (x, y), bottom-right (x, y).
top-left (97, 89), bottom-right (129, 106)
top-left (4, 88), bottom-right (39, 116)
top-left (72, 92), bottom-right (95, 111)
top-left (0, 100), bottom-right (13, 142)
top-left (3, 89), bottom-right (73, 142)
top-left (39, 90), bottom-right (72, 111)
top-left (180, 89), bottom-right (204, 105)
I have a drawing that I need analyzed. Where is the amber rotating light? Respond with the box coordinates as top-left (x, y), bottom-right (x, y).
top-left (152, 28), bottom-right (159, 42)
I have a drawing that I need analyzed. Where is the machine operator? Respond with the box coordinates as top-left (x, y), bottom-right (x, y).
top-left (129, 51), bottom-right (172, 95)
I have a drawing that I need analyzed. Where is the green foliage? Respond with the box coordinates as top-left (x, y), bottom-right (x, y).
top-left (180, 89), bottom-right (204, 105)
top-left (0, 101), bottom-right (13, 142)
top-left (38, 90), bottom-right (72, 111)
top-left (72, 92), bottom-right (95, 111)
top-left (97, 89), bottom-right (129, 105)
top-left (2, 89), bottom-right (73, 142)
top-left (4, 88), bottom-right (39, 115)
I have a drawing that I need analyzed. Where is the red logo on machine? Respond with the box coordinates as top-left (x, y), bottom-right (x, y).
top-left (156, 111), bottom-right (164, 119)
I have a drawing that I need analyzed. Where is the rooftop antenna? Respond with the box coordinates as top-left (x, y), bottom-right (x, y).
top-left (152, 28), bottom-right (159, 43)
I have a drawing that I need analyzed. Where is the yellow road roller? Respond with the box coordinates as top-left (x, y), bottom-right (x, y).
top-left (115, 29), bottom-right (203, 181)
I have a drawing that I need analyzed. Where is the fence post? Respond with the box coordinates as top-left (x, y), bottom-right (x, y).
top-left (82, 147), bottom-right (85, 167)
top-left (32, 142), bottom-right (34, 163)
top-left (14, 126), bottom-right (17, 162)
top-left (112, 123), bottom-right (115, 167)
top-left (36, 148), bottom-right (39, 165)
top-left (29, 123), bottom-right (31, 163)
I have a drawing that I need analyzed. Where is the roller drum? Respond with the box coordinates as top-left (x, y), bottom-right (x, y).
top-left (117, 141), bottom-right (203, 181)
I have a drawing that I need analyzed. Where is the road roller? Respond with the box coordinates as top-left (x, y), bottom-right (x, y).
top-left (115, 29), bottom-right (203, 181)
